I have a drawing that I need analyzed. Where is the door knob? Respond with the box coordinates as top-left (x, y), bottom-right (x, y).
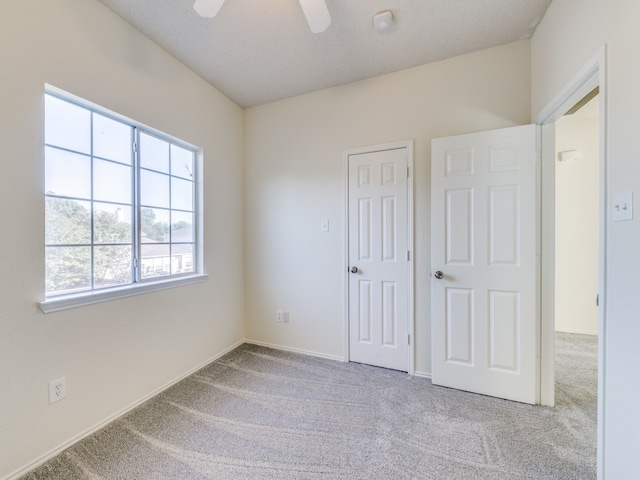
top-left (350, 266), bottom-right (358, 273)
top-left (434, 270), bottom-right (444, 279)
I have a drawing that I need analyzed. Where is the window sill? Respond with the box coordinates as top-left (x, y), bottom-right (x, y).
top-left (39, 274), bottom-right (209, 314)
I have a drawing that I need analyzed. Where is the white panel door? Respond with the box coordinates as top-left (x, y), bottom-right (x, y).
top-left (348, 147), bottom-right (409, 371)
top-left (431, 125), bottom-right (538, 404)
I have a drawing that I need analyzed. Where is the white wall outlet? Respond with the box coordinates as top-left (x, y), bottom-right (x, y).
top-left (612, 191), bottom-right (633, 222)
top-left (276, 309), bottom-right (283, 322)
top-left (49, 377), bottom-right (66, 404)
top-left (283, 312), bottom-right (290, 323)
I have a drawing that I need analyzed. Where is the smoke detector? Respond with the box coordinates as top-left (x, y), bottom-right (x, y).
top-left (374, 10), bottom-right (393, 33)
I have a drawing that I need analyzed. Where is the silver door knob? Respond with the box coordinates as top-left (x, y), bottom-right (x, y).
top-left (434, 271), bottom-right (444, 279)
top-left (350, 266), bottom-right (358, 273)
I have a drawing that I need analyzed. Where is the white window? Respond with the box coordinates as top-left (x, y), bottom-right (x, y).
top-left (43, 90), bottom-right (203, 308)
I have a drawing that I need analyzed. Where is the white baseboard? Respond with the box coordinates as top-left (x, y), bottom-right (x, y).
top-left (244, 340), bottom-right (436, 382)
top-left (555, 328), bottom-right (598, 336)
top-left (245, 341), bottom-right (431, 380)
top-left (244, 339), bottom-right (346, 362)
top-left (4, 340), bottom-right (244, 480)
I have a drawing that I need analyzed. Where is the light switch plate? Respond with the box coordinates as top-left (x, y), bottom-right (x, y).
top-left (321, 219), bottom-right (329, 232)
top-left (612, 191), bottom-right (633, 222)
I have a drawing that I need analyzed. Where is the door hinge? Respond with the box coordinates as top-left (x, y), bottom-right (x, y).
top-left (408, 334), bottom-right (411, 345)
top-left (407, 166), bottom-right (410, 178)
top-left (407, 250), bottom-right (410, 261)
top-left (596, 293), bottom-right (599, 307)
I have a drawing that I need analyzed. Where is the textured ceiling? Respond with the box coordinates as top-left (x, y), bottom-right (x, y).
top-left (96, 0), bottom-right (553, 108)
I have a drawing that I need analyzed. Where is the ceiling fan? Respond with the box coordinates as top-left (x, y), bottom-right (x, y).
top-left (193, 0), bottom-right (331, 34)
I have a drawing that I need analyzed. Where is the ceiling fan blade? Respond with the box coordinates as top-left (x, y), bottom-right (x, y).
top-left (193, 0), bottom-right (227, 18)
top-left (298, 0), bottom-right (331, 34)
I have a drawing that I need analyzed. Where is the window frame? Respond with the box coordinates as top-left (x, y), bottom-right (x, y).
top-left (40, 86), bottom-right (206, 313)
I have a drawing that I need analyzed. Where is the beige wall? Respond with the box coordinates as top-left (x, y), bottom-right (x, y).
top-left (244, 41), bottom-right (531, 375)
top-left (0, 1), bottom-right (245, 478)
top-left (533, 0), bottom-right (640, 476)
top-left (10, 0), bottom-right (639, 475)
top-left (555, 113), bottom-right (599, 335)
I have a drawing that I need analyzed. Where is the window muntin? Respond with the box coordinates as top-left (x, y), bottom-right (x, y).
top-left (44, 92), bottom-right (198, 298)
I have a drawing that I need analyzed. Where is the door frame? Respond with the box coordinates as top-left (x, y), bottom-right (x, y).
top-left (343, 140), bottom-right (415, 374)
top-left (534, 46), bottom-right (607, 478)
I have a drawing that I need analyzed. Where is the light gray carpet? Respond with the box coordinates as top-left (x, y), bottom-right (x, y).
top-left (23, 333), bottom-right (597, 479)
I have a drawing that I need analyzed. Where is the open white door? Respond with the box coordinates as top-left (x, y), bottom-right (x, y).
top-left (431, 125), bottom-right (539, 404)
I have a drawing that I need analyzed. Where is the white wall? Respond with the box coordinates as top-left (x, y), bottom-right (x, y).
top-left (0, 1), bottom-right (244, 478)
top-left (532, 0), bottom-right (640, 476)
top-left (244, 41), bottom-right (531, 374)
top-left (555, 112), bottom-right (599, 335)
top-left (11, 0), bottom-right (638, 476)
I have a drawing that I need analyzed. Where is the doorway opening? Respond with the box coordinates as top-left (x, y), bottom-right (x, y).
top-left (555, 88), bottom-right (600, 338)
top-left (553, 89), bottom-right (600, 469)
top-left (536, 47), bottom-right (606, 478)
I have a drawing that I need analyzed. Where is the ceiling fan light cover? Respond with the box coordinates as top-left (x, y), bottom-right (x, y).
top-left (193, 0), bottom-right (227, 18)
top-left (298, 0), bottom-right (331, 33)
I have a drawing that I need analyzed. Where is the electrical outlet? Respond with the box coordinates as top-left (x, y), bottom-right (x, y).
top-left (49, 377), bottom-right (66, 404)
top-left (276, 310), bottom-right (283, 322)
top-left (283, 312), bottom-right (290, 323)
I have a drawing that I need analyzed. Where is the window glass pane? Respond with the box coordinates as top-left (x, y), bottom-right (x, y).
top-left (140, 170), bottom-right (170, 208)
top-left (171, 211), bottom-right (194, 243)
top-left (45, 147), bottom-right (91, 199)
top-left (171, 177), bottom-right (194, 211)
top-left (45, 246), bottom-right (91, 295)
top-left (171, 145), bottom-right (194, 180)
top-left (45, 95), bottom-right (91, 154)
top-left (94, 245), bottom-right (132, 288)
top-left (44, 90), bottom-right (201, 299)
top-left (45, 198), bottom-right (91, 245)
top-left (141, 244), bottom-right (170, 278)
top-left (140, 132), bottom-right (169, 173)
top-left (141, 207), bottom-right (170, 243)
top-left (93, 114), bottom-right (132, 165)
top-left (93, 159), bottom-right (132, 204)
top-left (172, 244), bottom-right (194, 275)
top-left (94, 203), bottom-right (132, 244)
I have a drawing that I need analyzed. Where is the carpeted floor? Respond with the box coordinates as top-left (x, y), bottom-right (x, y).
top-left (22, 333), bottom-right (597, 479)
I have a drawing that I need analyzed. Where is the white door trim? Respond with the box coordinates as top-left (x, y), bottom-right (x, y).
top-left (534, 46), bottom-right (607, 479)
top-left (343, 140), bottom-right (415, 375)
